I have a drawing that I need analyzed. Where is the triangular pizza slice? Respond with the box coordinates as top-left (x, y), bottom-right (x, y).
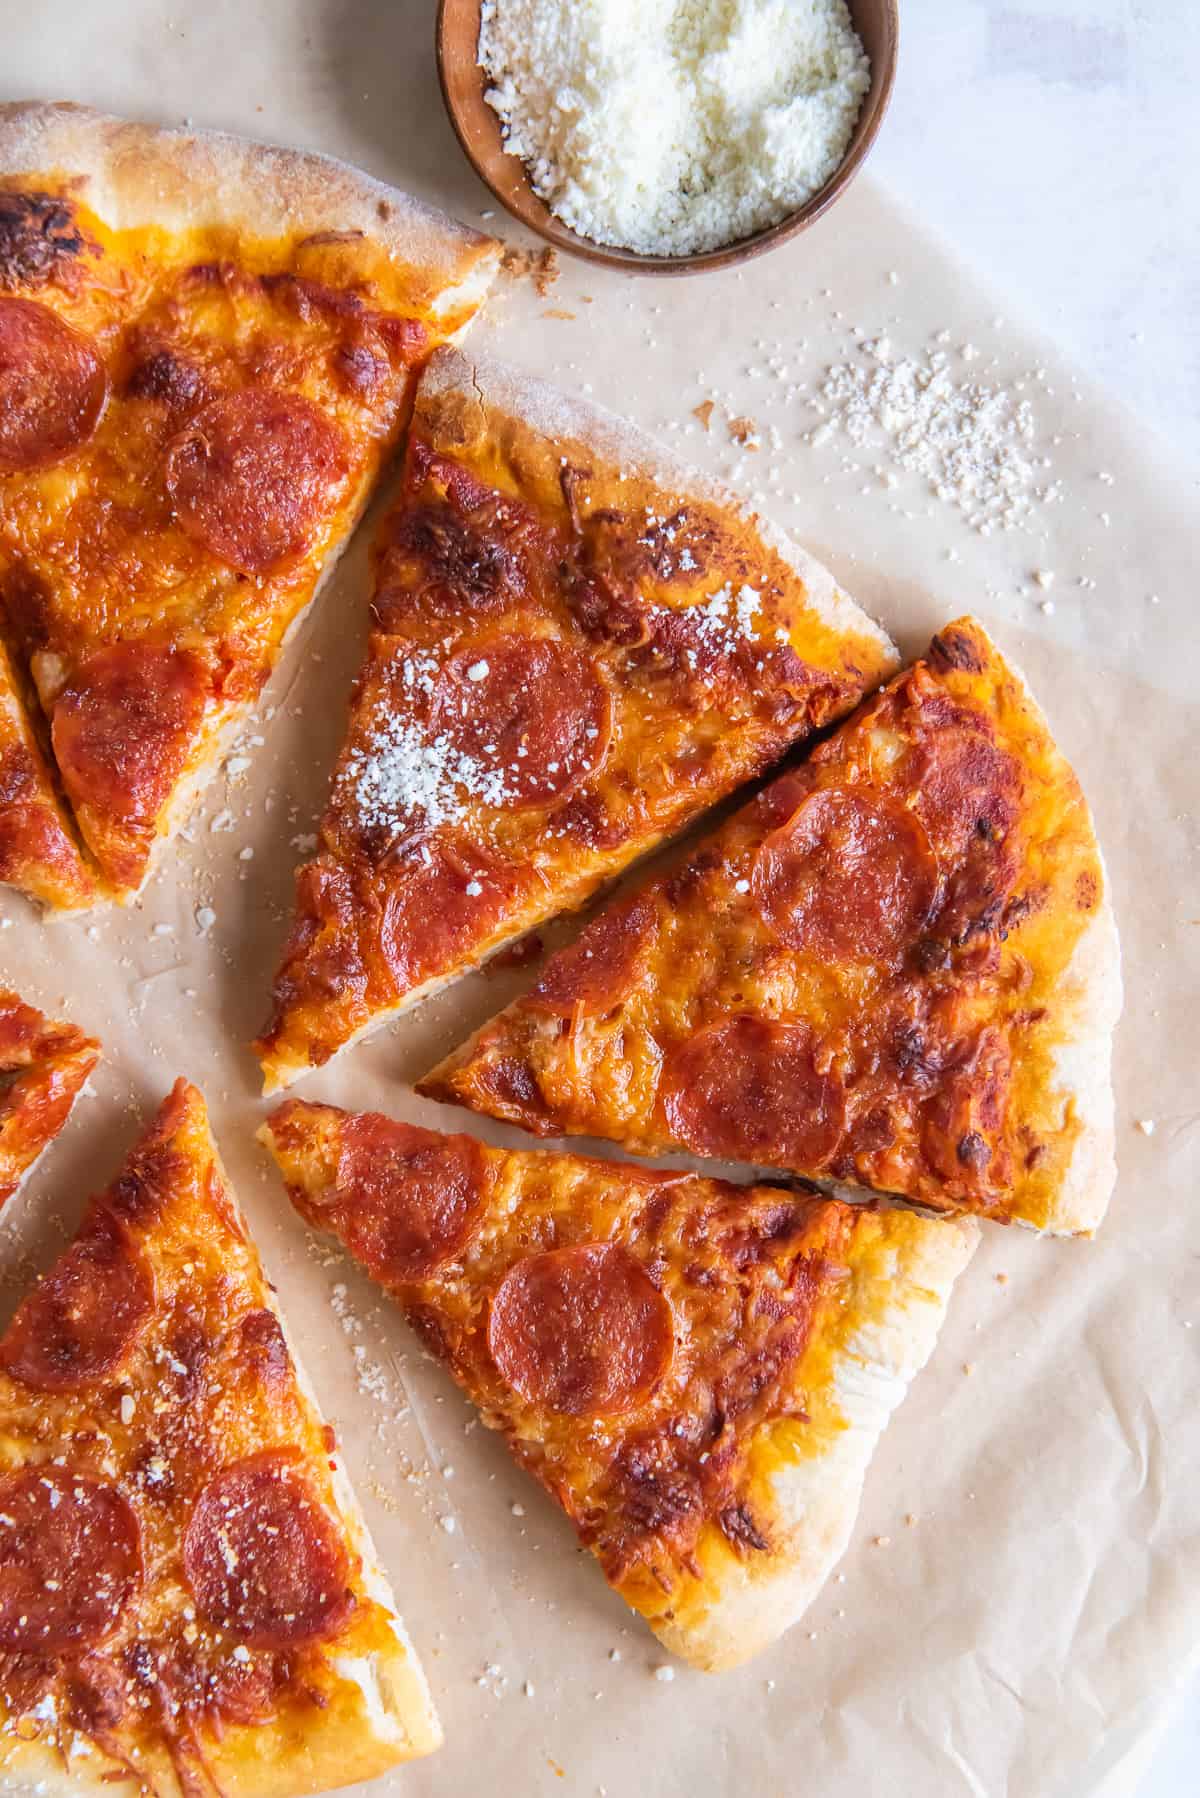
top-left (0, 638), bottom-right (95, 909)
top-left (0, 1079), bottom-right (439, 1795)
top-left (0, 987), bottom-right (98, 1208)
top-left (261, 1100), bottom-right (977, 1671)
top-left (254, 346), bottom-right (898, 1088)
top-left (423, 617), bottom-right (1122, 1235)
top-left (0, 102), bottom-right (498, 903)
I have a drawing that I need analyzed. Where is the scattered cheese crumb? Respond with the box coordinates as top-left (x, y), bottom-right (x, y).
top-left (1136, 1118), bottom-right (1156, 1136)
top-left (653, 1665), bottom-right (675, 1683)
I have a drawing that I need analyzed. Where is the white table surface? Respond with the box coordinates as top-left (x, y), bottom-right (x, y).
top-left (876, 6), bottom-right (1199, 1792)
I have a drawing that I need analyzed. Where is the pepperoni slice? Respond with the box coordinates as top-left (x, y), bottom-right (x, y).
top-left (333, 1112), bottom-right (490, 1283)
top-left (0, 1467), bottom-right (140, 1654)
top-left (52, 643), bottom-right (208, 837)
top-left (429, 635), bottom-right (610, 810)
top-left (0, 1211), bottom-right (153, 1392)
top-left (528, 896), bottom-right (656, 1016)
top-left (0, 297), bottom-right (106, 472)
top-left (660, 1016), bottom-right (844, 1170)
top-left (752, 788), bottom-right (938, 962)
top-left (184, 1452), bottom-right (351, 1649)
top-left (164, 389), bottom-right (349, 574)
top-left (909, 725), bottom-right (1018, 856)
top-left (488, 1243), bottom-right (673, 1418)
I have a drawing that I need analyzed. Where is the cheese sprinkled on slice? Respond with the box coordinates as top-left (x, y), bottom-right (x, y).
top-left (344, 715), bottom-right (511, 834)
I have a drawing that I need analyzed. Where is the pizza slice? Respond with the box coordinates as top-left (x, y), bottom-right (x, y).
top-left (261, 1100), bottom-right (977, 1671)
top-left (254, 345), bottom-right (898, 1088)
top-left (0, 637), bottom-right (95, 909)
top-left (0, 1079), bottom-right (439, 1795)
top-left (0, 102), bottom-right (498, 904)
top-left (423, 617), bottom-right (1122, 1235)
top-left (0, 988), bottom-right (98, 1207)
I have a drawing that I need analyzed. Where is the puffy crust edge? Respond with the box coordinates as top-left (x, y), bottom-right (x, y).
top-left (1023, 856), bottom-right (1121, 1236)
top-left (0, 101), bottom-right (499, 318)
top-left (642, 1209), bottom-right (980, 1671)
top-left (416, 344), bottom-right (899, 669)
top-left (936, 617), bottom-right (1122, 1236)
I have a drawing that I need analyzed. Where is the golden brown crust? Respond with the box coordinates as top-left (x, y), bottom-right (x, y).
top-left (260, 1101), bottom-right (975, 1669)
top-left (638, 1209), bottom-right (979, 1668)
top-left (0, 104), bottom-right (498, 904)
top-left (254, 345), bottom-right (898, 1089)
top-left (423, 616), bottom-right (1121, 1235)
top-left (0, 103), bottom-right (498, 326)
top-left (0, 1079), bottom-right (438, 1795)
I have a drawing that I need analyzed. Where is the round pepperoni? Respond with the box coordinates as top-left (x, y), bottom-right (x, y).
top-left (184, 1452), bottom-right (351, 1649)
top-left (751, 788), bottom-right (938, 962)
top-left (332, 1112), bottom-right (490, 1283)
top-left (0, 1467), bottom-right (140, 1654)
top-left (429, 635), bottom-right (610, 811)
top-left (488, 1243), bottom-right (673, 1418)
top-left (0, 1211), bottom-right (153, 1392)
top-left (909, 725), bottom-right (1018, 856)
top-left (528, 896), bottom-right (656, 1016)
top-left (164, 389), bottom-right (349, 574)
top-left (660, 1016), bottom-right (844, 1170)
top-left (52, 644), bottom-right (208, 833)
top-left (0, 297), bottom-right (106, 473)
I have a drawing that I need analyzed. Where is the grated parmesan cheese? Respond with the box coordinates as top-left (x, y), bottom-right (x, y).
top-left (809, 336), bottom-right (1060, 533)
top-left (478, 0), bottom-right (869, 256)
top-left (343, 714), bottom-right (510, 835)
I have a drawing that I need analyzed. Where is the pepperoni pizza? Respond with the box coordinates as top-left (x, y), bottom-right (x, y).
top-left (423, 618), bottom-right (1122, 1235)
top-left (0, 988), bottom-right (97, 1208)
top-left (261, 1099), bottom-right (977, 1670)
top-left (0, 102), bottom-right (498, 905)
top-left (0, 1079), bottom-right (439, 1795)
top-left (254, 345), bottom-right (898, 1089)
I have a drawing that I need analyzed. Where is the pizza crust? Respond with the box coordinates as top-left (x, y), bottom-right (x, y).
top-left (639, 1208), bottom-right (980, 1671)
top-left (1020, 847), bottom-right (1121, 1237)
top-left (941, 621), bottom-right (1122, 1236)
top-left (0, 101), bottom-right (499, 323)
top-left (417, 344), bottom-right (897, 662)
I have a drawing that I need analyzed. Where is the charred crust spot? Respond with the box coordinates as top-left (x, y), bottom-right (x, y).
top-left (928, 627), bottom-right (985, 675)
top-left (0, 191), bottom-right (88, 290)
top-left (1074, 867), bottom-right (1099, 910)
top-left (719, 1502), bottom-right (770, 1554)
top-left (332, 341), bottom-right (389, 395)
top-left (124, 346), bottom-right (203, 409)
top-left (914, 937), bottom-right (952, 973)
top-left (957, 1130), bottom-right (991, 1168)
top-left (236, 1308), bottom-right (291, 1391)
top-left (480, 1054), bottom-right (544, 1113)
top-left (0, 563), bottom-right (55, 651)
top-left (107, 1144), bottom-right (189, 1227)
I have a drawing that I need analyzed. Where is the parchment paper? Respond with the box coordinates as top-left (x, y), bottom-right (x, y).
top-left (2, 5), bottom-right (1198, 1795)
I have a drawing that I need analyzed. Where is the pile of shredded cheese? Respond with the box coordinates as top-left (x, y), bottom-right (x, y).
top-left (808, 335), bottom-right (1060, 533)
top-left (479, 0), bottom-right (870, 256)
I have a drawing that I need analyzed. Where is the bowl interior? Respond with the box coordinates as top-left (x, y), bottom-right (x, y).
top-left (436, 0), bottom-right (898, 274)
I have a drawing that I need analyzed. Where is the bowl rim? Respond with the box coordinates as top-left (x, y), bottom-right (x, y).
top-left (435, 0), bottom-right (899, 275)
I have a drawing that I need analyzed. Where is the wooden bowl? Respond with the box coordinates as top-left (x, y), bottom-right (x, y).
top-left (436, 0), bottom-right (899, 275)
